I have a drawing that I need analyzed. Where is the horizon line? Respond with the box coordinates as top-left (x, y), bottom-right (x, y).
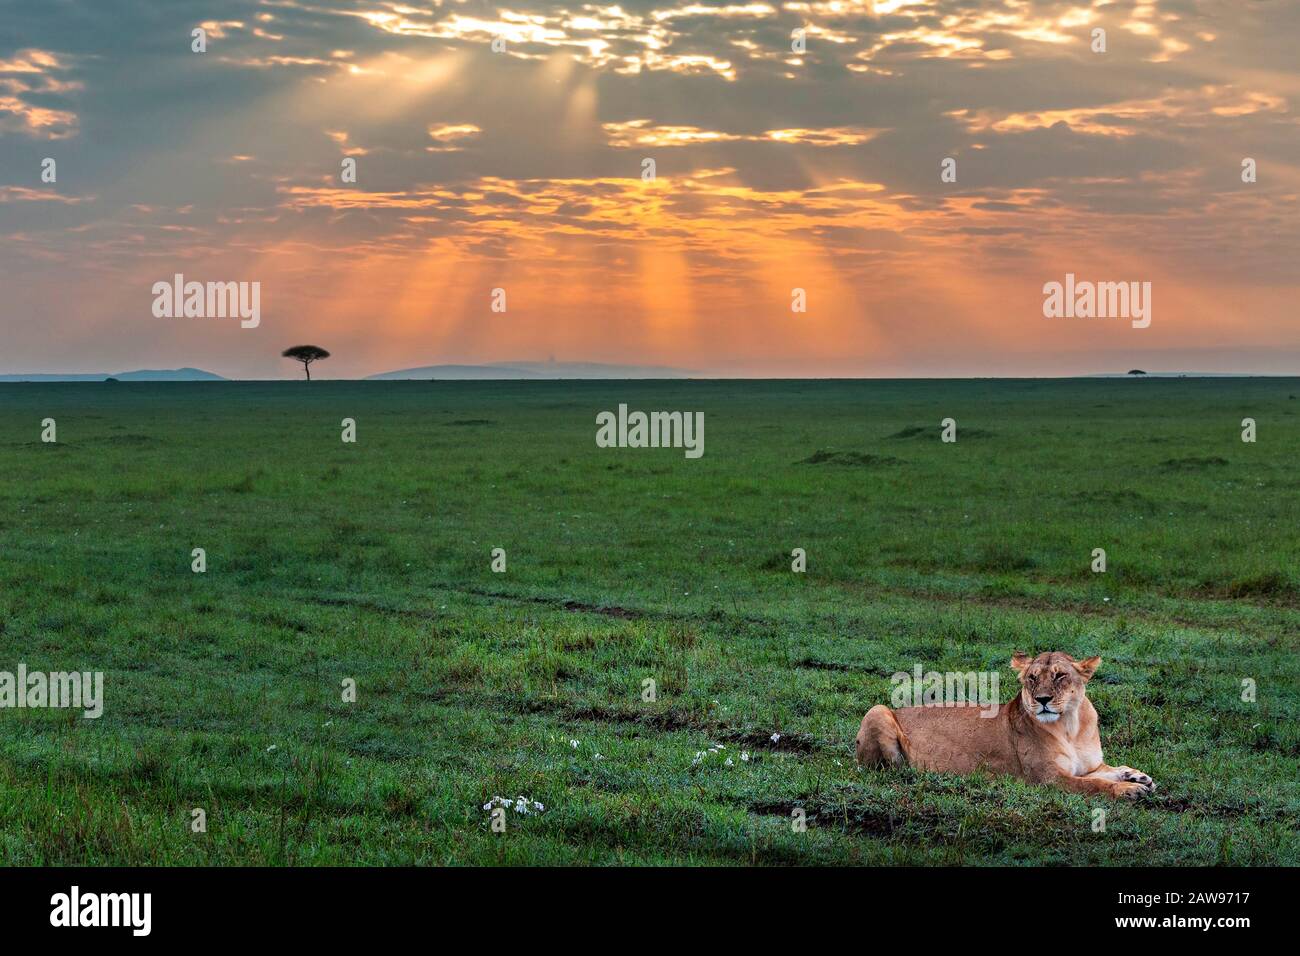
top-left (3, 373), bottom-right (1298, 382)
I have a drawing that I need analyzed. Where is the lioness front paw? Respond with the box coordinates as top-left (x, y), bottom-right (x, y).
top-left (1116, 768), bottom-right (1156, 793)
top-left (1112, 781), bottom-right (1149, 799)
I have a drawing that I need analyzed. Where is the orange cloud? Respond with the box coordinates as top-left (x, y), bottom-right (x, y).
top-left (0, 49), bottom-right (79, 138)
top-left (603, 119), bottom-right (882, 147)
top-left (426, 123), bottom-right (483, 151)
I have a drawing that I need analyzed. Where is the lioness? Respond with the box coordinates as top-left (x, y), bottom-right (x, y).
top-left (855, 651), bottom-right (1156, 799)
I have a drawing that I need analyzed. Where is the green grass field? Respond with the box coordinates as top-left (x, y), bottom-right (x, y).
top-left (0, 379), bottom-right (1296, 865)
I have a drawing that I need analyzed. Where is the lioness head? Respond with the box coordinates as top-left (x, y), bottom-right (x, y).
top-left (1010, 651), bottom-right (1100, 723)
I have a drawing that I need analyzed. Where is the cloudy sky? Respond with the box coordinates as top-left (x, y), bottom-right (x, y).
top-left (1, 0), bottom-right (1296, 378)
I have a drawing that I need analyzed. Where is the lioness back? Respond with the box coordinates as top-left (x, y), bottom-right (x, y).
top-left (857, 652), bottom-right (1156, 799)
top-left (893, 705), bottom-right (1020, 775)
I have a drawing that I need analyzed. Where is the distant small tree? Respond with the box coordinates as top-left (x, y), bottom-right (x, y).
top-left (282, 345), bottom-right (330, 380)
top-left (1127, 369), bottom-right (1147, 376)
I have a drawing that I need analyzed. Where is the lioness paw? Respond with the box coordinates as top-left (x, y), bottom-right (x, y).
top-left (1112, 779), bottom-right (1154, 799)
top-left (1117, 768), bottom-right (1156, 792)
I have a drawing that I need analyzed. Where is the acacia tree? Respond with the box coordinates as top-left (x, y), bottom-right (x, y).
top-left (282, 345), bottom-right (330, 380)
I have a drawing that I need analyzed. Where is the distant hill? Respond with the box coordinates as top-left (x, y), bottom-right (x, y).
top-left (1088, 371), bottom-right (1256, 378)
top-left (367, 364), bottom-right (545, 381)
top-left (367, 361), bottom-right (694, 380)
top-left (0, 367), bottom-right (226, 382)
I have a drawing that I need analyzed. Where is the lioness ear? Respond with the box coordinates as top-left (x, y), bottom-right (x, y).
top-left (1073, 656), bottom-right (1101, 681)
top-left (1010, 652), bottom-right (1031, 674)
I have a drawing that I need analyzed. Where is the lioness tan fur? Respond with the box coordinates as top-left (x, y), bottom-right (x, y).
top-left (855, 651), bottom-right (1156, 799)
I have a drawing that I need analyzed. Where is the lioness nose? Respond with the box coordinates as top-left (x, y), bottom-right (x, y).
top-left (1034, 695), bottom-right (1052, 705)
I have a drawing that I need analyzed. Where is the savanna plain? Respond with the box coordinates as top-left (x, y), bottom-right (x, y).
top-left (0, 378), bottom-right (1296, 865)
